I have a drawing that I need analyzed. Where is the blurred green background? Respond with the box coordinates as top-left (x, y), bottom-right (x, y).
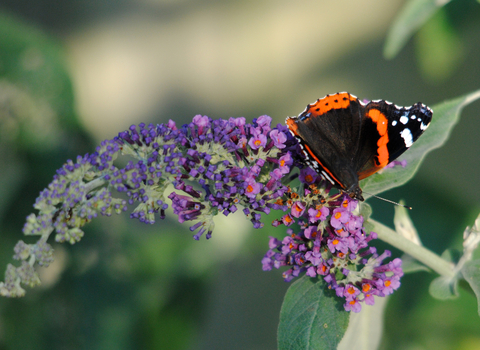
top-left (0, 1), bottom-right (479, 349)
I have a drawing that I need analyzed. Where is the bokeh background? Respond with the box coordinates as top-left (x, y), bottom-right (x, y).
top-left (0, 0), bottom-right (480, 349)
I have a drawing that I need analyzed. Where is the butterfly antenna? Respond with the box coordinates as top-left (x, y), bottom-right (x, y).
top-left (363, 191), bottom-right (412, 210)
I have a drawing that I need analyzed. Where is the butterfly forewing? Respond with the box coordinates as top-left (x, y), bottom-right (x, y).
top-left (288, 93), bottom-right (363, 190)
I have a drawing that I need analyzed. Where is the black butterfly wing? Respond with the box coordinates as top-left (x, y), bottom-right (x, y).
top-left (355, 100), bottom-right (433, 180)
top-left (286, 92), bottom-right (363, 191)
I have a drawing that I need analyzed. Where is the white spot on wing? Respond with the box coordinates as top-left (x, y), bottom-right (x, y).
top-left (392, 120), bottom-right (397, 126)
top-left (400, 128), bottom-right (413, 148)
top-left (399, 116), bottom-right (409, 125)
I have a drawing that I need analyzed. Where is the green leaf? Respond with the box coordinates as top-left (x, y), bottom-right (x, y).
top-left (337, 296), bottom-right (388, 350)
top-left (278, 276), bottom-right (349, 350)
top-left (359, 202), bottom-right (372, 222)
top-left (440, 248), bottom-right (461, 264)
top-left (383, 0), bottom-right (452, 59)
top-left (393, 202), bottom-right (421, 245)
top-left (429, 275), bottom-right (458, 300)
top-left (361, 89), bottom-right (480, 199)
top-left (400, 254), bottom-right (430, 274)
top-left (461, 260), bottom-right (480, 316)
top-left (361, 203), bottom-right (375, 235)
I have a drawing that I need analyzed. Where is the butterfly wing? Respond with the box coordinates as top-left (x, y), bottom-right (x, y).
top-left (286, 92), bottom-right (363, 191)
top-left (355, 100), bottom-right (433, 180)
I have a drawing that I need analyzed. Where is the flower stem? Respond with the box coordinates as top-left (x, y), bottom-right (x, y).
top-left (84, 177), bottom-right (107, 194)
top-left (370, 218), bottom-right (455, 279)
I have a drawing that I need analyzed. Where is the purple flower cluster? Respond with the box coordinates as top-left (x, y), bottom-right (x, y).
top-left (22, 115), bottom-right (297, 243)
top-left (111, 114), bottom-right (295, 239)
top-left (2, 114), bottom-right (300, 296)
top-left (262, 167), bottom-right (403, 312)
top-left (2, 112), bottom-right (404, 308)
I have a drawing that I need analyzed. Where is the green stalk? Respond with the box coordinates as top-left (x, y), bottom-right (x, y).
top-left (370, 218), bottom-right (455, 279)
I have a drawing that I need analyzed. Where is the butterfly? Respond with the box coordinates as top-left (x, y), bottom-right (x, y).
top-left (286, 92), bottom-right (433, 201)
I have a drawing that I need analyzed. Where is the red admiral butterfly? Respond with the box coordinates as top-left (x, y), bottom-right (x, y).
top-left (286, 92), bottom-right (433, 201)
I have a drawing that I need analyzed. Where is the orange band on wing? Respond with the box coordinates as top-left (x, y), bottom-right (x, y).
top-left (366, 108), bottom-right (389, 167)
top-left (306, 93), bottom-right (356, 116)
top-left (285, 117), bottom-right (299, 135)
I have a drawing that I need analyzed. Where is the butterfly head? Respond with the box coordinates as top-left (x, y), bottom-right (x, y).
top-left (345, 184), bottom-right (364, 202)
